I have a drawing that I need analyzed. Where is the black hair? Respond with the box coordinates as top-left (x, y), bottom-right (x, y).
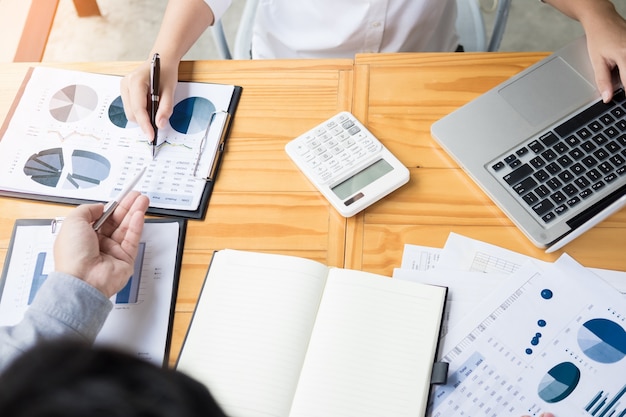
top-left (0, 340), bottom-right (228, 417)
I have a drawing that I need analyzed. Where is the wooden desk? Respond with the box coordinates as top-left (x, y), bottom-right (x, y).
top-left (0, 54), bottom-right (624, 366)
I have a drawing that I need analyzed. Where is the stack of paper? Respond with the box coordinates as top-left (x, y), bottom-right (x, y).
top-left (395, 233), bottom-right (626, 417)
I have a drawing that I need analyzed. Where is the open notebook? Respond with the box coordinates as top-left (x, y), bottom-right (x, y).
top-left (176, 249), bottom-right (448, 417)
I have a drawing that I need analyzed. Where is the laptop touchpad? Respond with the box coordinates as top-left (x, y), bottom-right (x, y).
top-left (498, 57), bottom-right (596, 127)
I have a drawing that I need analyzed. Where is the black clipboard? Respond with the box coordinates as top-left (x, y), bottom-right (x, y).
top-left (0, 67), bottom-right (243, 220)
top-left (0, 217), bottom-right (186, 368)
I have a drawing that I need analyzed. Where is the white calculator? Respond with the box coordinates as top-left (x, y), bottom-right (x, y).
top-left (285, 112), bottom-right (410, 217)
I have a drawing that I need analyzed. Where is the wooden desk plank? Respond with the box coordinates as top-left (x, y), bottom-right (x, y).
top-left (349, 52), bottom-right (626, 274)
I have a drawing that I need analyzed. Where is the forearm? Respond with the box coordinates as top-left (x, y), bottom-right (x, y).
top-left (0, 272), bottom-right (112, 373)
top-left (150, 0), bottom-right (217, 64)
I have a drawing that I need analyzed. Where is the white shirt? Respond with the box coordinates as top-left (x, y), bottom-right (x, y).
top-left (206, 0), bottom-right (459, 59)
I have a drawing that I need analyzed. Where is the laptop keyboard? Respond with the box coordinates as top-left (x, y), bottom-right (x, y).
top-left (490, 88), bottom-right (626, 224)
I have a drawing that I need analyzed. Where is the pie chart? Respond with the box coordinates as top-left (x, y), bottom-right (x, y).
top-left (24, 148), bottom-right (111, 189)
top-left (108, 96), bottom-right (137, 129)
top-left (49, 84), bottom-right (98, 123)
top-left (23, 148), bottom-right (64, 187)
top-left (169, 96), bottom-right (215, 134)
top-left (63, 149), bottom-right (111, 189)
top-left (537, 362), bottom-right (580, 403)
top-left (577, 318), bottom-right (626, 364)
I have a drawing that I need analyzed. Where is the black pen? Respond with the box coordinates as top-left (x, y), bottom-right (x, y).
top-left (150, 53), bottom-right (160, 158)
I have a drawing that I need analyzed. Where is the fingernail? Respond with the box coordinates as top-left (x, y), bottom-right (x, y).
top-left (602, 90), bottom-right (611, 103)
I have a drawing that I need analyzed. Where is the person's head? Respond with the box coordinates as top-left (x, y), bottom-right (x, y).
top-left (0, 340), bottom-right (228, 417)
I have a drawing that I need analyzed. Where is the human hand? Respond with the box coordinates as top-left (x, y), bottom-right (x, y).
top-left (53, 191), bottom-right (150, 298)
top-left (579, 2), bottom-right (626, 102)
top-left (120, 58), bottom-right (180, 141)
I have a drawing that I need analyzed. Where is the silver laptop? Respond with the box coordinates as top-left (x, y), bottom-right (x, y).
top-left (431, 36), bottom-right (626, 252)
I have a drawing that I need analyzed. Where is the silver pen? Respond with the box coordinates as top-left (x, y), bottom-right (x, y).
top-left (93, 166), bottom-right (147, 231)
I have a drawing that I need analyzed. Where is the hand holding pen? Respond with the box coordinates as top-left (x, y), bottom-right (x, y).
top-left (54, 188), bottom-right (150, 298)
top-left (149, 53), bottom-right (160, 158)
top-left (93, 166), bottom-right (147, 231)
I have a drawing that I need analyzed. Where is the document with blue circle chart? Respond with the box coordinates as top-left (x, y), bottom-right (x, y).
top-left (0, 66), bottom-right (242, 218)
top-left (429, 255), bottom-right (626, 417)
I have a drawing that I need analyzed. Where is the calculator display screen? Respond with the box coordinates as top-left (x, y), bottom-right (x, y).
top-left (331, 159), bottom-right (394, 200)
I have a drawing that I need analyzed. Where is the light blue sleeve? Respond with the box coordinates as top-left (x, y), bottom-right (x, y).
top-left (0, 271), bottom-right (112, 373)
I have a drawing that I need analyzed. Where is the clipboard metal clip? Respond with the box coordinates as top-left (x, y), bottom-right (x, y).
top-left (193, 110), bottom-right (230, 182)
top-left (50, 217), bottom-right (65, 234)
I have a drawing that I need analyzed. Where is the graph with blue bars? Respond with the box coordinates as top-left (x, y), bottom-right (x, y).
top-left (585, 385), bottom-right (626, 417)
top-left (28, 242), bottom-right (145, 305)
top-left (115, 243), bottom-right (145, 304)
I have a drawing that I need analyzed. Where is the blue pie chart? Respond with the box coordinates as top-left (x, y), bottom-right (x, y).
top-left (538, 362), bottom-right (580, 403)
top-left (169, 96), bottom-right (214, 134)
top-left (577, 318), bottom-right (626, 364)
top-left (108, 96), bottom-right (137, 129)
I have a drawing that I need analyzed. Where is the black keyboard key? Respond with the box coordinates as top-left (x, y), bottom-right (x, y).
top-left (598, 161), bottom-right (613, 174)
top-left (555, 99), bottom-right (615, 137)
top-left (610, 154), bottom-right (625, 166)
top-left (616, 120), bottom-right (626, 131)
top-left (571, 163), bottom-right (586, 176)
top-left (557, 155), bottom-right (573, 167)
top-left (513, 177), bottom-right (537, 195)
top-left (582, 155), bottom-right (598, 168)
top-left (574, 177), bottom-right (590, 188)
top-left (618, 166), bottom-right (626, 176)
top-left (551, 191), bottom-right (566, 204)
top-left (581, 140), bottom-right (597, 152)
top-left (516, 147), bottom-right (529, 157)
top-left (503, 163), bottom-right (533, 185)
top-left (587, 169), bottom-right (601, 181)
top-left (523, 192), bottom-right (539, 205)
top-left (618, 135), bottom-right (626, 147)
top-left (565, 135), bottom-right (580, 146)
top-left (528, 140), bottom-right (544, 153)
top-left (577, 128), bottom-right (591, 140)
top-left (579, 188), bottom-right (593, 199)
top-left (563, 184), bottom-right (578, 196)
top-left (492, 161), bottom-right (506, 171)
top-left (554, 204), bottom-right (568, 215)
top-left (553, 142), bottom-right (569, 154)
top-left (532, 199), bottom-right (555, 216)
top-left (542, 212), bottom-right (557, 223)
top-left (535, 185), bottom-right (550, 197)
top-left (569, 147), bottom-right (585, 160)
top-left (607, 141), bottom-right (621, 153)
top-left (545, 162), bottom-right (561, 175)
top-left (605, 173), bottom-right (618, 183)
top-left (592, 133), bottom-right (608, 146)
top-left (600, 114), bottom-right (615, 125)
top-left (612, 106), bottom-right (626, 118)
top-left (546, 178), bottom-right (562, 190)
top-left (589, 121), bottom-right (603, 132)
top-left (509, 159), bottom-right (522, 168)
top-left (504, 154), bottom-right (517, 164)
top-left (591, 181), bottom-right (605, 191)
top-left (534, 169), bottom-right (549, 182)
top-left (541, 149), bottom-right (556, 161)
top-left (593, 149), bottom-right (609, 161)
top-left (540, 132), bottom-right (559, 147)
top-left (530, 156), bottom-right (546, 169)
top-left (605, 126), bottom-right (619, 138)
top-left (557, 170), bottom-right (574, 183)
top-left (567, 196), bottom-right (581, 207)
